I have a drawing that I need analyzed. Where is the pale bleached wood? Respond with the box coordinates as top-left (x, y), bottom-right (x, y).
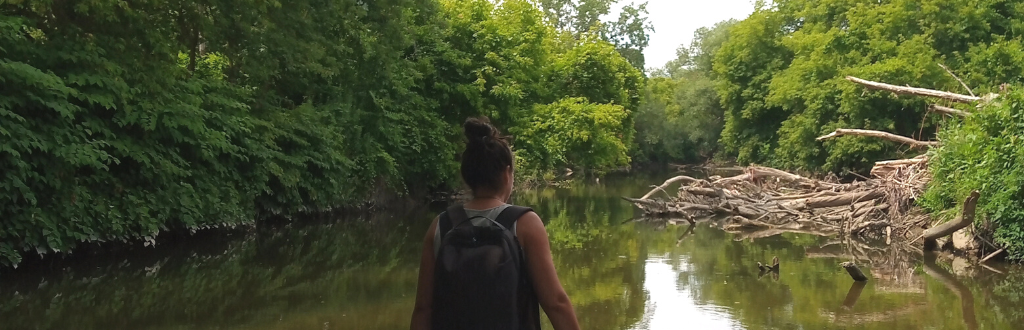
top-left (846, 76), bottom-right (981, 103)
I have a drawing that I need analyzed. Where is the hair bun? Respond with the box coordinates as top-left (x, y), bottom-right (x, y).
top-left (464, 117), bottom-right (496, 143)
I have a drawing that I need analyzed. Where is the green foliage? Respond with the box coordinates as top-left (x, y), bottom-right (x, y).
top-left (922, 88), bottom-right (1024, 260)
top-left (634, 77), bottom-right (689, 163)
top-left (635, 20), bottom-right (734, 164)
top-left (549, 35), bottom-right (644, 145)
top-left (0, 0), bottom-right (644, 265)
top-left (714, 0), bottom-right (1024, 172)
top-left (513, 97), bottom-right (631, 176)
top-left (537, 0), bottom-right (654, 70)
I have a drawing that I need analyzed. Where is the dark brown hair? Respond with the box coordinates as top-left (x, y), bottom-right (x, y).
top-left (461, 117), bottom-right (513, 194)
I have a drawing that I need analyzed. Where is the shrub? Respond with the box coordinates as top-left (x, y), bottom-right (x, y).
top-left (922, 88), bottom-right (1024, 260)
top-left (512, 97), bottom-right (631, 178)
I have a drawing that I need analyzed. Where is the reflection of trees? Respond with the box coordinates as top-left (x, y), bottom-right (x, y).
top-left (518, 182), bottom-right (649, 330)
top-left (0, 208), bottom-right (429, 330)
top-left (673, 227), bottom-right (955, 330)
top-left (6, 173), bottom-right (1024, 330)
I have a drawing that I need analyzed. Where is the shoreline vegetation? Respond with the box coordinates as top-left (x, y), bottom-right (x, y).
top-left (0, 0), bottom-right (650, 267)
top-left (4, 0), bottom-right (1024, 267)
top-left (627, 76), bottom-right (1001, 258)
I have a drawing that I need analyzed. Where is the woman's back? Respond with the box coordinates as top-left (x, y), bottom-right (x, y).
top-left (429, 204), bottom-right (540, 330)
top-left (409, 117), bottom-right (580, 330)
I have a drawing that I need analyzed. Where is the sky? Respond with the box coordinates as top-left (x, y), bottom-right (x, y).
top-left (609, 0), bottom-right (757, 71)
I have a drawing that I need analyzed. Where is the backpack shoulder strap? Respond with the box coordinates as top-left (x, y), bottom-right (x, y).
top-left (438, 204), bottom-right (468, 236)
top-left (495, 205), bottom-right (534, 233)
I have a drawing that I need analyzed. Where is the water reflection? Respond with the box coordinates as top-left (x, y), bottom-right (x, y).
top-left (923, 252), bottom-right (978, 330)
top-left (631, 258), bottom-right (739, 330)
top-left (2, 172), bottom-right (1024, 329)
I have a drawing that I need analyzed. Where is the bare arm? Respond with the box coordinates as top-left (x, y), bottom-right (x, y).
top-left (517, 212), bottom-right (580, 330)
top-left (410, 216), bottom-right (438, 330)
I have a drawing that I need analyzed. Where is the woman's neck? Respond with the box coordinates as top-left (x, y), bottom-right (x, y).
top-left (465, 194), bottom-right (506, 209)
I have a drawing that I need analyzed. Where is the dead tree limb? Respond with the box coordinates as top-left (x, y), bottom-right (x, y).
top-left (640, 175), bottom-right (699, 200)
top-left (845, 76), bottom-right (981, 103)
top-left (817, 129), bottom-right (940, 149)
top-left (784, 190), bottom-right (884, 210)
top-left (938, 63), bottom-right (975, 97)
top-left (923, 190), bottom-right (980, 250)
top-left (928, 104), bottom-right (971, 117)
top-left (874, 157), bottom-right (928, 167)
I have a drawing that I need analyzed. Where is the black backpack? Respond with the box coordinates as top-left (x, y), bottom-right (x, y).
top-left (432, 204), bottom-right (541, 330)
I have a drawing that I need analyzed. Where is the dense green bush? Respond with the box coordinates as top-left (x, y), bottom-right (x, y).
top-left (0, 0), bottom-right (646, 266)
top-left (714, 0), bottom-right (1024, 172)
top-left (635, 20), bottom-right (734, 164)
top-left (922, 89), bottom-right (1024, 260)
top-left (513, 97), bottom-right (631, 178)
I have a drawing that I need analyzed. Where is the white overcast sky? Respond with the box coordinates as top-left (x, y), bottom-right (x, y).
top-left (608, 0), bottom-right (757, 71)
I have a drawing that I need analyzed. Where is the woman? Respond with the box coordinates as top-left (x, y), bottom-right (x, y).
top-left (410, 117), bottom-right (580, 330)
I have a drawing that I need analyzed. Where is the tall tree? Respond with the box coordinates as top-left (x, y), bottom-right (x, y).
top-left (538, 0), bottom-right (652, 70)
top-left (602, 2), bottom-right (654, 70)
top-left (635, 20), bottom-right (735, 164)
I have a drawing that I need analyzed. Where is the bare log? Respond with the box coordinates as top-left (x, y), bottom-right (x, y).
top-left (874, 156), bottom-right (928, 167)
top-left (845, 76), bottom-right (981, 103)
top-left (770, 191), bottom-right (839, 201)
top-left (640, 175), bottom-right (700, 200)
top-left (929, 104), bottom-right (971, 117)
top-left (713, 166), bottom-right (830, 188)
top-left (817, 129), bottom-right (940, 149)
top-left (852, 203), bottom-right (889, 218)
top-left (785, 190), bottom-right (884, 210)
top-left (871, 156), bottom-right (928, 178)
top-left (923, 191), bottom-right (980, 249)
top-left (841, 261), bottom-right (870, 281)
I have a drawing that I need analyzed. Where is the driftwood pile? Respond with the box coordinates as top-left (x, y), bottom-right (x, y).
top-left (624, 158), bottom-right (930, 241)
top-left (628, 70), bottom-right (993, 247)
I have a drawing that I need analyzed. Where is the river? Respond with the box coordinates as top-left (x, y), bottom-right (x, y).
top-left (2, 171), bottom-right (1023, 329)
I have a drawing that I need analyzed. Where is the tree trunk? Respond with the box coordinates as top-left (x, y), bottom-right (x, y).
top-left (923, 191), bottom-right (980, 250)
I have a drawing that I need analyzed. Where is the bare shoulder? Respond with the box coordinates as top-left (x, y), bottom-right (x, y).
top-left (515, 210), bottom-right (547, 246)
top-left (517, 210), bottom-right (543, 229)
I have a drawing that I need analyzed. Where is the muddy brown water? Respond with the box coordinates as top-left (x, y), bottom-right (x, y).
top-left (2, 171), bottom-right (1023, 329)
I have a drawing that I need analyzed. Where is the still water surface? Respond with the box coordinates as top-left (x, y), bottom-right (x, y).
top-left (2, 172), bottom-right (1023, 329)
